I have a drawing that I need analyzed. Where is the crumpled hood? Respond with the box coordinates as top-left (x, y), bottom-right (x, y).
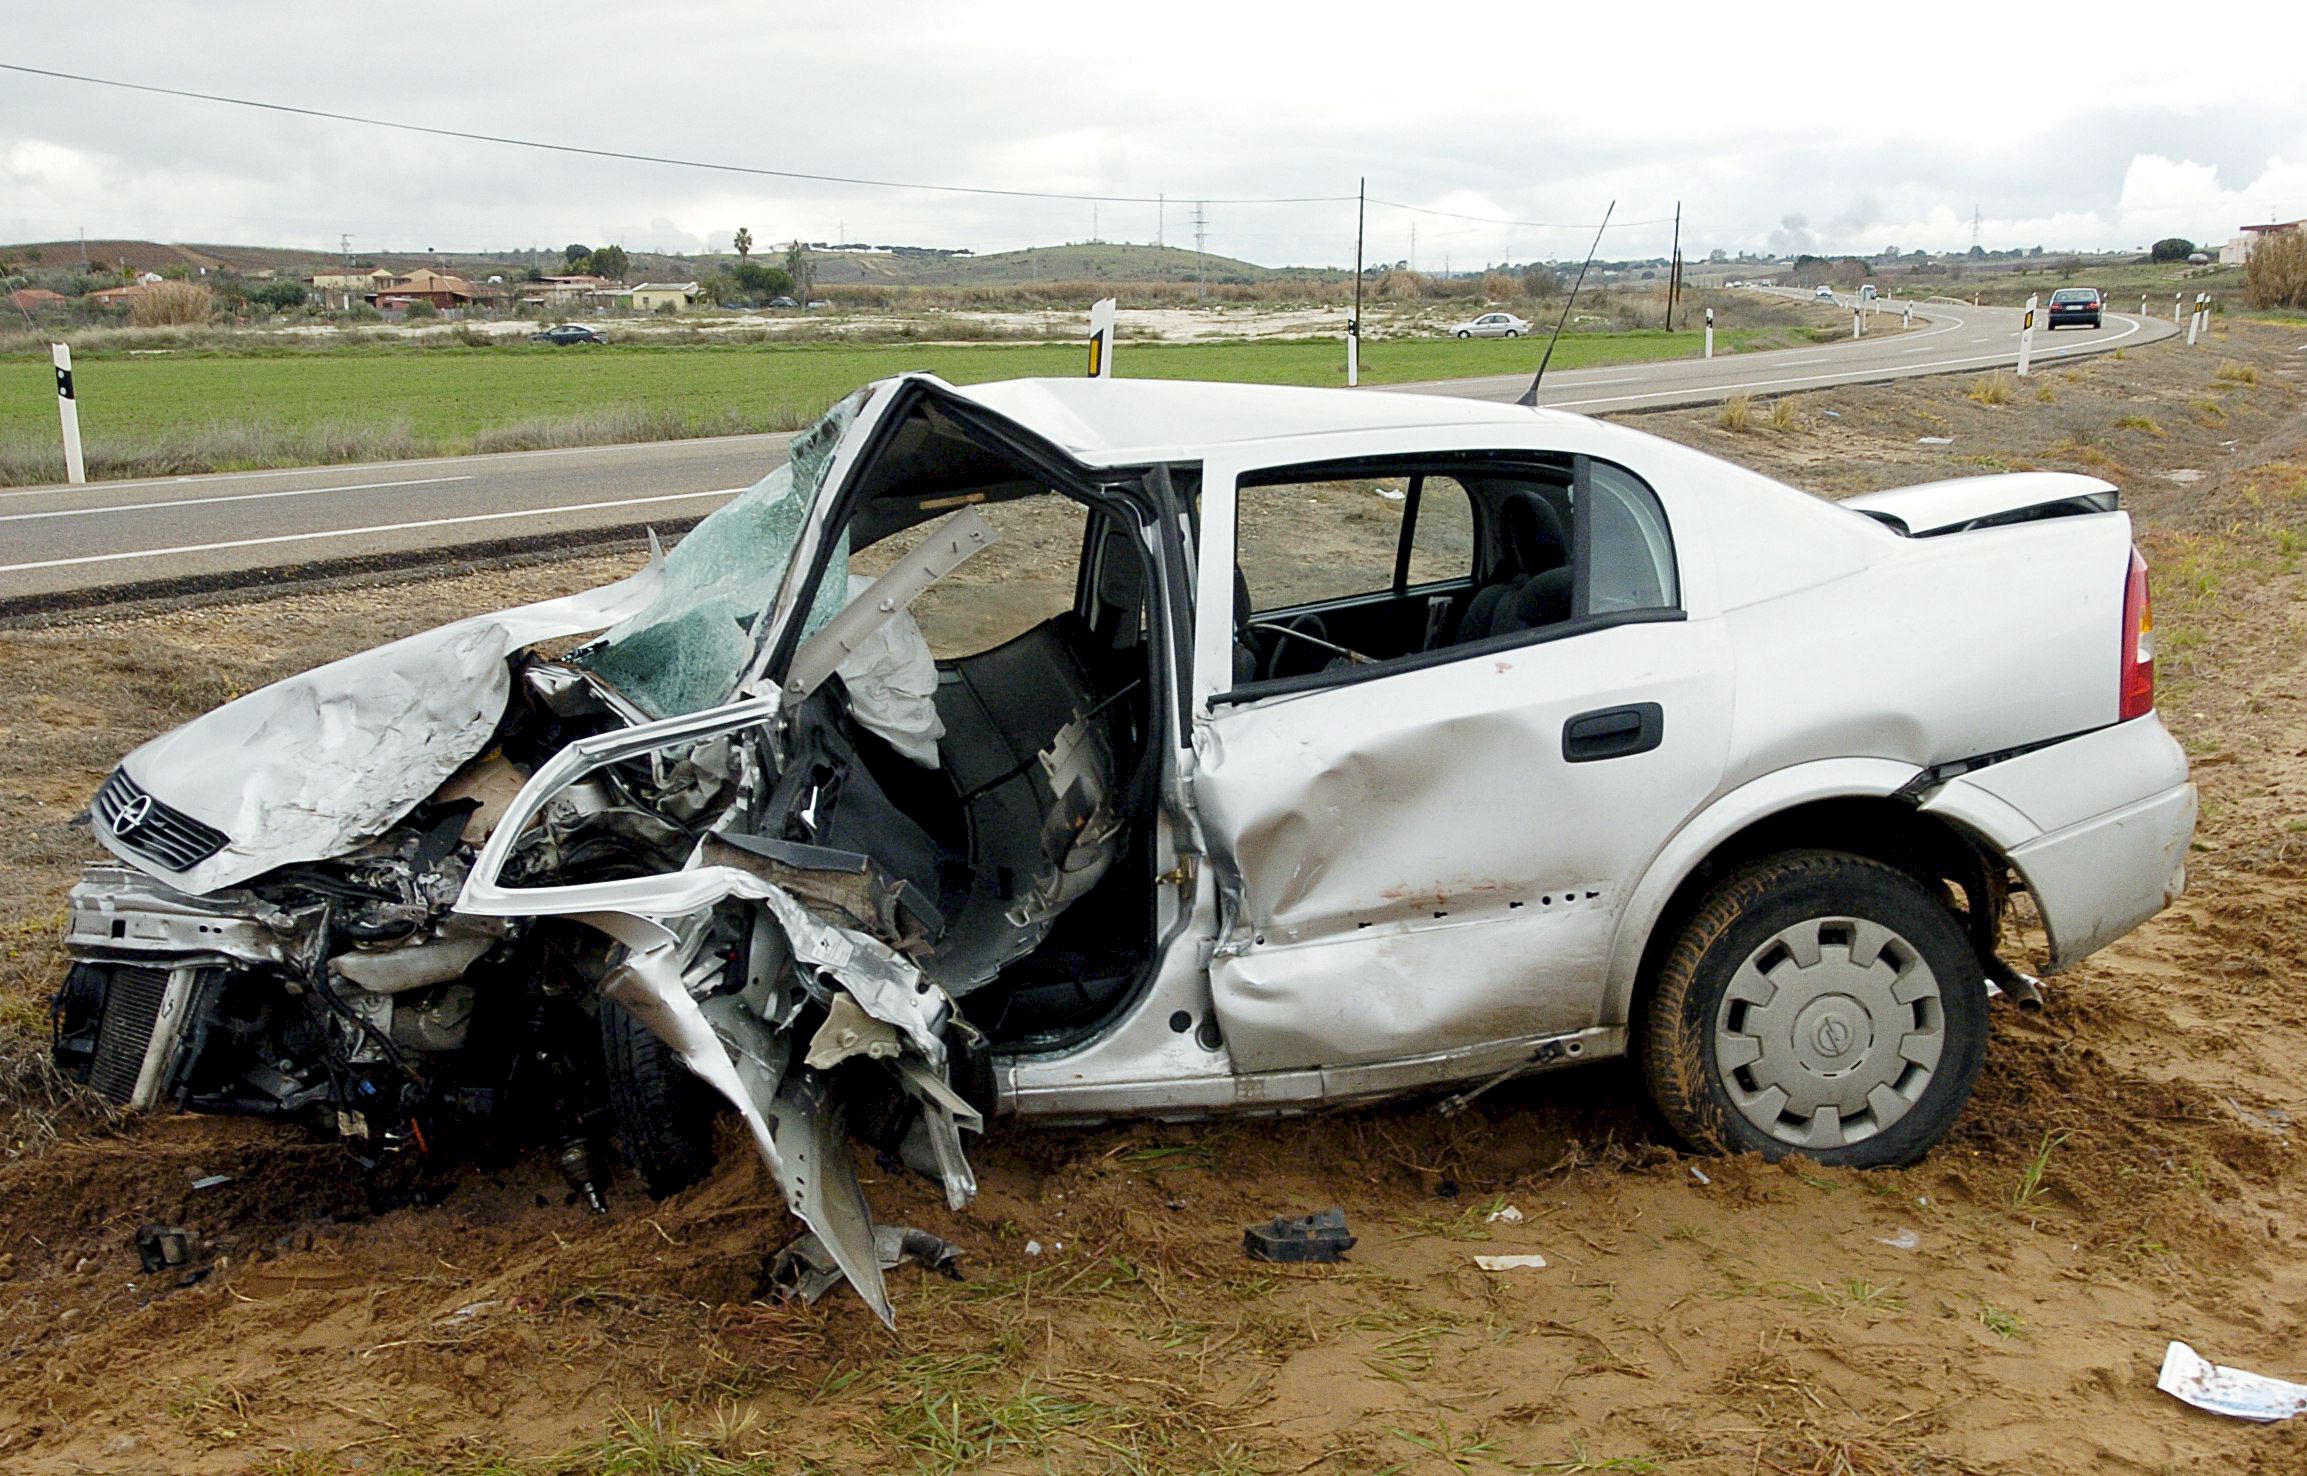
top-left (102, 564), bottom-right (665, 895)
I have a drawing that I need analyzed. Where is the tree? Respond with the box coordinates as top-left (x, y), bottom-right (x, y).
top-left (1519, 262), bottom-right (1561, 296)
top-left (248, 278), bottom-right (309, 310)
top-left (785, 239), bottom-right (813, 303)
top-left (732, 260), bottom-right (793, 299)
top-left (562, 243), bottom-right (592, 268)
top-left (733, 226), bottom-right (753, 259)
top-left (591, 244), bottom-right (629, 282)
top-left (2150, 237), bottom-right (2196, 263)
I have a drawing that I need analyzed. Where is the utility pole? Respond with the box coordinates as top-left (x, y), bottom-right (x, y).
top-left (1350, 177), bottom-right (1365, 387)
top-left (1157, 193), bottom-right (1165, 249)
top-left (1193, 202), bottom-right (1208, 300)
top-left (340, 233), bottom-right (352, 269)
top-left (1972, 205), bottom-right (1982, 252)
top-left (1092, 204), bottom-right (1099, 243)
top-left (1410, 221), bottom-right (1418, 274)
top-left (1666, 201), bottom-right (1682, 330)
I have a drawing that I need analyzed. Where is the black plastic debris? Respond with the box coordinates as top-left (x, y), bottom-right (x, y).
top-left (767, 1225), bottom-right (964, 1304)
top-left (1243, 1208), bottom-right (1355, 1263)
top-left (133, 1224), bottom-right (197, 1275)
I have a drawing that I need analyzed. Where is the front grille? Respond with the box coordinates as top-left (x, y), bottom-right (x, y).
top-left (91, 768), bottom-right (230, 873)
top-left (88, 964), bottom-right (171, 1104)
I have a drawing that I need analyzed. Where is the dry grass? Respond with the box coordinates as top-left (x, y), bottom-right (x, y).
top-left (2242, 228), bottom-right (2307, 311)
top-left (1715, 392), bottom-right (1752, 432)
top-left (1767, 397), bottom-right (1797, 431)
top-left (1966, 370), bottom-right (2015, 406)
top-left (2115, 414), bottom-right (2166, 436)
top-left (126, 281), bottom-right (213, 327)
top-left (2215, 359), bottom-right (2260, 386)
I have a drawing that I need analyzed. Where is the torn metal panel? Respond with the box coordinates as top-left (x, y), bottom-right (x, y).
top-left (768, 1067), bottom-right (891, 1325)
top-left (769, 1225), bottom-right (962, 1305)
top-left (102, 567), bottom-right (670, 896)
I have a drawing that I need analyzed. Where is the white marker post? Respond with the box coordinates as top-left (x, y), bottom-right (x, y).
top-left (1085, 297), bottom-right (1116, 378)
top-left (1852, 306), bottom-right (1862, 340)
top-left (2016, 294), bottom-right (2037, 376)
top-left (2140, 294), bottom-right (2148, 317)
top-left (1346, 314), bottom-right (1360, 387)
top-left (1703, 306), bottom-right (1714, 359)
top-left (2174, 292), bottom-right (2183, 324)
top-left (2186, 293), bottom-right (2203, 346)
top-left (52, 343), bottom-right (86, 485)
top-left (1902, 303), bottom-right (1913, 329)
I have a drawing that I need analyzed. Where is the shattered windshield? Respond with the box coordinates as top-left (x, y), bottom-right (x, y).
top-left (571, 391), bottom-right (865, 717)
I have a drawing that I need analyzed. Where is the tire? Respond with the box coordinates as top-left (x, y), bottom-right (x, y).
top-left (1456, 329), bottom-right (1471, 339)
top-left (1505, 328), bottom-right (1521, 338)
top-left (1639, 850), bottom-right (1988, 1168)
top-left (600, 996), bottom-right (720, 1198)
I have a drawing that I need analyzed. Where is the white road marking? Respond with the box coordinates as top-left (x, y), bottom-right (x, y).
top-left (0, 486), bottom-right (744, 574)
top-left (0, 475), bottom-right (476, 524)
top-left (1547, 312), bottom-right (2148, 409)
top-left (0, 429), bottom-right (796, 497)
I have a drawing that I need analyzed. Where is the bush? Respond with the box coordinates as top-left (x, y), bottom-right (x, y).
top-left (1716, 393), bottom-right (1752, 432)
top-left (2243, 230), bottom-right (2307, 311)
top-left (2150, 237), bottom-right (2195, 263)
top-left (127, 280), bottom-right (213, 326)
top-left (1967, 371), bottom-right (2015, 406)
top-left (404, 299), bottom-right (438, 320)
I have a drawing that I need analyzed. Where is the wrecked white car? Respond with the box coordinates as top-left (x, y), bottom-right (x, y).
top-left (55, 375), bottom-right (2194, 1318)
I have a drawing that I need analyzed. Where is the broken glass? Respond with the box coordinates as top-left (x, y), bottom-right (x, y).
top-left (572, 391), bottom-right (864, 717)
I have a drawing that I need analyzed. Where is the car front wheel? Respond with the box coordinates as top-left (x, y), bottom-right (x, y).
top-left (1640, 851), bottom-right (1988, 1168)
top-left (1456, 329), bottom-right (1472, 339)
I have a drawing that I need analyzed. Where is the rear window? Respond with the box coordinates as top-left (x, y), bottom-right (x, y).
top-left (2052, 289), bottom-right (2096, 303)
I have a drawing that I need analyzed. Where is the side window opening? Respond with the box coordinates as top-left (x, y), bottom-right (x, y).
top-left (1226, 455), bottom-right (1678, 694)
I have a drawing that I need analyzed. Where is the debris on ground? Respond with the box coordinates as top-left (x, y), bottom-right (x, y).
top-left (2156, 1341), bottom-right (2307, 1422)
top-left (1243, 1208), bottom-right (1355, 1263)
top-left (767, 1225), bottom-right (964, 1304)
top-left (1474, 1253), bottom-right (1549, 1272)
top-left (1485, 1203), bottom-right (1524, 1224)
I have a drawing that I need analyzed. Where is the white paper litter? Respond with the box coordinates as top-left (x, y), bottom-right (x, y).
top-left (1485, 1204), bottom-right (1524, 1224)
top-left (1917, 436), bottom-right (1954, 445)
top-left (1689, 1167), bottom-right (1711, 1186)
top-left (1024, 1240), bottom-right (1042, 1257)
top-left (1875, 1227), bottom-right (1920, 1250)
top-left (1474, 1254), bottom-right (1548, 1272)
top-left (2157, 1340), bottom-right (2307, 1422)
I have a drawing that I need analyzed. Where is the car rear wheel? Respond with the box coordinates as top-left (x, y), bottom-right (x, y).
top-left (1505, 328), bottom-right (1521, 338)
top-left (1640, 851), bottom-right (1988, 1168)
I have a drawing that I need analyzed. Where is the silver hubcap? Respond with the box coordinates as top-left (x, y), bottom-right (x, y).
top-left (1712, 916), bottom-right (1945, 1150)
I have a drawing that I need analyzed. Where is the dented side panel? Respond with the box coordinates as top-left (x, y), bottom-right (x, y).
top-left (1193, 620), bottom-right (1733, 1074)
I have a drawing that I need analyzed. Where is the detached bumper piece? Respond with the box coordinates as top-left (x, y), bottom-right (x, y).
top-left (92, 768), bottom-right (230, 873)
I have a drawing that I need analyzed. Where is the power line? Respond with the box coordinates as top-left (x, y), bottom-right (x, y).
top-left (1367, 197), bottom-right (1674, 230)
top-left (0, 61), bottom-right (1358, 208)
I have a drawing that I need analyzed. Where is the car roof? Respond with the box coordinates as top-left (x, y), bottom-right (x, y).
top-left (944, 375), bottom-right (1618, 466)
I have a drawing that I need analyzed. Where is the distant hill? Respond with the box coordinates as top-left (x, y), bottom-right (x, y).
top-left (0, 236), bottom-right (1323, 288)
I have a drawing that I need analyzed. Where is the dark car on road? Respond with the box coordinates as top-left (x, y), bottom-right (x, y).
top-left (531, 324), bottom-right (607, 345)
top-left (2047, 288), bottom-right (2102, 330)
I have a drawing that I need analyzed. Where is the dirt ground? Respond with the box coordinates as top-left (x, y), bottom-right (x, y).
top-left (2, 321), bottom-right (2304, 1475)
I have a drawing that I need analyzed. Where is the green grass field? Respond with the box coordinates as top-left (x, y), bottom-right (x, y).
top-left (0, 328), bottom-right (1784, 484)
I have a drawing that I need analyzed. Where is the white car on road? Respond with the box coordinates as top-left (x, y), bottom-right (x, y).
top-left (1446, 312), bottom-right (1530, 338)
top-left (1814, 285), bottom-right (1838, 301)
top-left (59, 376), bottom-right (2193, 1319)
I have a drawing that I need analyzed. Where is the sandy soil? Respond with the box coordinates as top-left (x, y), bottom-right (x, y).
top-left (1, 321), bottom-right (2303, 1474)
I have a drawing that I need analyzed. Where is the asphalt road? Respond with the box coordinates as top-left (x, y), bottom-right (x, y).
top-left (1, 292), bottom-right (2175, 606)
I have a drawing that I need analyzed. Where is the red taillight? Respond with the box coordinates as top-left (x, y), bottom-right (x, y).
top-left (2120, 547), bottom-right (2155, 720)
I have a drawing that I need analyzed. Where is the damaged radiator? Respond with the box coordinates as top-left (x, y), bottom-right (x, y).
top-left (87, 964), bottom-right (172, 1105)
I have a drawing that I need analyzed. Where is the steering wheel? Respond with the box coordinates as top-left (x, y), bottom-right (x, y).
top-left (1248, 615), bottom-right (1372, 680)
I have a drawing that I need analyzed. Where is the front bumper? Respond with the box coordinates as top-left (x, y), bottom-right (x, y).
top-left (1919, 716), bottom-right (2194, 970)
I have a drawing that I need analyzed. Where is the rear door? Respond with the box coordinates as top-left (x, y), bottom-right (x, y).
top-left (1189, 445), bottom-right (1733, 1076)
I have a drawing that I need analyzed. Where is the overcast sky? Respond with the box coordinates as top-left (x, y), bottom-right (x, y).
top-left (3, 1), bottom-right (2302, 268)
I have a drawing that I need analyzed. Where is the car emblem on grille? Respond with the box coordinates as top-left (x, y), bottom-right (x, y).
top-left (113, 794), bottom-right (155, 836)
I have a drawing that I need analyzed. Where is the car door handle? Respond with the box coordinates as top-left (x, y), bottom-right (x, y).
top-left (1562, 703), bottom-right (1664, 763)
